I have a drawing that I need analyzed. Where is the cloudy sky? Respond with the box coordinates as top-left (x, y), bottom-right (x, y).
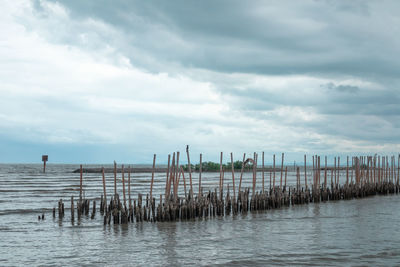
top-left (1, 0), bottom-right (399, 163)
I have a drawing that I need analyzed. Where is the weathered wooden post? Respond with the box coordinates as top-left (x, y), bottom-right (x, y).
top-left (304, 155), bottom-right (307, 189)
top-left (272, 154), bottom-right (276, 191)
top-left (186, 146), bottom-right (193, 196)
top-left (102, 167), bottom-right (107, 212)
top-left (219, 152), bottom-right (223, 194)
top-left (199, 153), bottom-right (202, 196)
top-left (42, 155), bottom-right (48, 173)
top-left (280, 153), bottom-right (284, 188)
top-left (150, 154), bottom-right (156, 200)
top-left (165, 154), bottom-right (171, 197)
top-left (231, 152), bottom-right (236, 202)
top-left (122, 164), bottom-right (126, 209)
top-left (113, 161), bottom-right (117, 198)
top-left (238, 153), bottom-right (246, 194)
top-left (262, 152), bottom-right (265, 193)
top-left (79, 164), bottom-right (83, 203)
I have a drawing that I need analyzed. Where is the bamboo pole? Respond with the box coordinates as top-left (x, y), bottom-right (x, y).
top-left (186, 147), bottom-right (193, 196)
top-left (181, 167), bottom-right (187, 199)
top-left (102, 167), bottom-right (107, 208)
top-left (304, 155), bottom-right (307, 190)
top-left (337, 157), bottom-right (340, 186)
top-left (238, 153), bottom-right (246, 194)
top-left (312, 156), bottom-right (315, 189)
top-left (280, 153), bottom-right (284, 188)
top-left (324, 156), bottom-right (327, 190)
top-left (318, 156), bottom-right (321, 188)
top-left (219, 152), bottom-right (223, 194)
top-left (113, 161), bottom-right (117, 197)
top-left (79, 164), bottom-right (83, 202)
top-left (122, 164), bottom-right (126, 208)
top-left (175, 152), bottom-right (180, 196)
top-left (165, 154), bottom-right (171, 197)
top-left (284, 166), bottom-right (287, 188)
top-left (231, 152), bottom-right (236, 201)
top-left (128, 166), bottom-right (131, 206)
top-left (273, 154), bottom-right (276, 191)
top-left (150, 154), bottom-right (156, 200)
top-left (199, 153), bottom-right (202, 197)
top-left (262, 152), bottom-right (265, 193)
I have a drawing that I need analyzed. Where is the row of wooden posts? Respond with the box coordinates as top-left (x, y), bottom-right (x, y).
top-left (52, 150), bottom-right (400, 224)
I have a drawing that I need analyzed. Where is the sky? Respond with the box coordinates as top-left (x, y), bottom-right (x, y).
top-left (0, 0), bottom-right (399, 164)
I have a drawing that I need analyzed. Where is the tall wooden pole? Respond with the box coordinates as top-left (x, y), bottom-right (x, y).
top-left (231, 152), bottom-right (236, 201)
top-left (150, 154), bottom-right (156, 200)
top-left (304, 155), bottom-right (307, 190)
top-left (102, 167), bottom-right (107, 209)
top-left (186, 146), bottom-right (193, 197)
top-left (199, 153), bottom-right (202, 197)
top-left (238, 153), bottom-right (246, 194)
top-left (165, 154), bottom-right (171, 196)
top-left (79, 164), bottom-right (83, 202)
top-left (219, 152), bottom-right (223, 194)
top-left (113, 161), bottom-right (117, 197)
top-left (280, 153), bottom-right (284, 188)
top-left (273, 154), bottom-right (276, 191)
top-left (122, 164), bottom-right (126, 208)
top-left (262, 152), bottom-right (265, 193)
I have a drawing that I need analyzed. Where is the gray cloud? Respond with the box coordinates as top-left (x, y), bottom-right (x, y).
top-left (1, 0), bottom-right (400, 163)
top-left (34, 0), bottom-right (400, 79)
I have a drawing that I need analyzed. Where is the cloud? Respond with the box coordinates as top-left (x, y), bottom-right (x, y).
top-left (0, 0), bottom-right (399, 163)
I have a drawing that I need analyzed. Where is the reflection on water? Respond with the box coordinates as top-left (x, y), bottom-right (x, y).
top-left (1, 164), bottom-right (400, 266)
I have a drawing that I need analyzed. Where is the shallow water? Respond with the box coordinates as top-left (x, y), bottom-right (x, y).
top-left (1, 164), bottom-right (400, 266)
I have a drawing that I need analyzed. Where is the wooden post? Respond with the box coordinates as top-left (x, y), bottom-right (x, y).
top-left (175, 152), bottom-right (180, 198)
top-left (262, 152), bottom-right (265, 193)
top-left (168, 153), bottom-right (175, 199)
top-left (165, 154), bottom-right (171, 196)
top-left (182, 167), bottom-right (187, 199)
top-left (122, 164), bottom-right (126, 209)
top-left (337, 157), bottom-right (340, 186)
top-left (284, 166), bottom-right (287, 188)
top-left (324, 156), bottom-right (327, 190)
top-left (238, 153), bottom-right (246, 194)
top-left (334, 157), bottom-right (337, 186)
top-left (304, 155), bottom-right (307, 189)
top-left (113, 161), bottom-right (117, 197)
top-left (318, 155), bottom-right (321, 187)
top-left (186, 146), bottom-right (193, 196)
top-left (231, 153), bottom-right (236, 201)
top-left (128, 166), bottom-right (131, 206)
top-left (280, 153), bottom-right (284, 188)
top-left (219, 152), bottom-right (223, 194)
top-left (273, 154), bottom-right (276, 191)
top-left (42, 155), bottom-right (48, 173)
top-left (71, 196), bottom-right (74, 222)
top-left (346, 156), bottom-right (349, 185)
top-left (199, 153), bottom-right (202, 196)
top-left (150, 154), bottom-right (156, 200)
top-left (79, 164), bottom-right (83, 202)
top-left (253, 153), bottom-right (257, 194)
top-left (102, 167), bottom-right (107, 209)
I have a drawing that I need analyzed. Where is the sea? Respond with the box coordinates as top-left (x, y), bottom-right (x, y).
top-left (1, 164), bottom-right (399, 266)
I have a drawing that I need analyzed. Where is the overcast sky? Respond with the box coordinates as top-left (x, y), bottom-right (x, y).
top-left (1, 0), bottom-right (399, 164)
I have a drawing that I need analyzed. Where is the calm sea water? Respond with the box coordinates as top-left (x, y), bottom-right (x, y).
top-left (1, 164), bottom-right (400, 266)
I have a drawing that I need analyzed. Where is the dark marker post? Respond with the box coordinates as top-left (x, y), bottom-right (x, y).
top-left (42, 155), bottom-right (48, 173)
